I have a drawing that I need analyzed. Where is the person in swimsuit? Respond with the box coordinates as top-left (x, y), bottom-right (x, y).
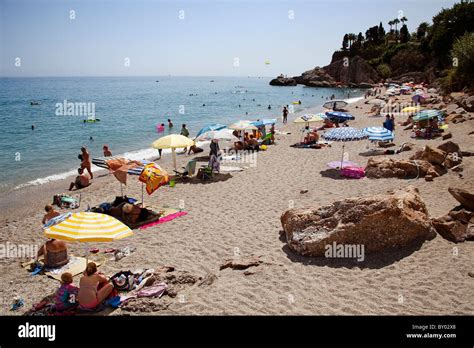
top-left (78, 262), bottom-right (113, 310)
top-left (69, 168), bottom-right (90, 191)
top-left (80, 147), bottom-right (93, 179)
top-left (37, 239), bottom-right (69, 268)
top-left (42, 205), bottom-right (60, 225)
top-left (103, 145), bottom-right (112, 157)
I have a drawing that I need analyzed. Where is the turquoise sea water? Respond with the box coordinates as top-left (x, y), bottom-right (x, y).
top-left (0, 76), bottom-right (363, 191)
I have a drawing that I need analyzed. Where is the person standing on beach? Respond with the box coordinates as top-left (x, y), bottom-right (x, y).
top-left (282, 106), bottom-right (288, 124)
top-left (80, 146), bottom-right (93, 179)
top-left (180, 124), bottom-right (190, 152)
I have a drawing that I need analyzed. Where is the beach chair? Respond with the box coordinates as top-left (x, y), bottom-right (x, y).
top-left (197, 165), bottom-right (214, 181)
top-left (173, 159), bottom-right (197, 180)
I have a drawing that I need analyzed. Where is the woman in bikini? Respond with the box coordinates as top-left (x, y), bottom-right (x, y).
top-left (78, 262), bottom-right (113, 310)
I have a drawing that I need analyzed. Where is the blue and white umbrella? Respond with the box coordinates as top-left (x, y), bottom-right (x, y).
top-left (322, 127), bottom-right (367, 172)
top-left (325, 111), bottom-right (355, 123)
top-left (195, 124), bottom-right (227, 138)
top-left (251, 118), bottom-right (277, 127)
top-left (363, 126), bottom-right (394, 141)
top-left (322, 127), bottom-right (367, 141)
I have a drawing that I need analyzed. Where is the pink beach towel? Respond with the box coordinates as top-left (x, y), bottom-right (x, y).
top-left (341, 166), bottom-right (365, 179)
top-left (139, 211), bottom-right (188, 230)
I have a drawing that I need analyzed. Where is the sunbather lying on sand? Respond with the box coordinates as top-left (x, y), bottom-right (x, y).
top-left (78, 262), bottom-right (114, 310)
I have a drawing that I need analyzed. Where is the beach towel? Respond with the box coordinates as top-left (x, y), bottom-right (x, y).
top-left (119, 282), bottom-right (168, 304)
top-left (22, 256), bottom-right (103, 281)
top-left (341, 166), bottom-right (365, 179)
top-left (139, 206), bottom-right (188, 230)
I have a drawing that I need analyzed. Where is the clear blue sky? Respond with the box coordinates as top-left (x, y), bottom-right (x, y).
top-left (0, 0), bottom-right (459, 77)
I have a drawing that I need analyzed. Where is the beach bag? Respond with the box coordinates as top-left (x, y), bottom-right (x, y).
top-left (110, 271), bottom-right (135, 291)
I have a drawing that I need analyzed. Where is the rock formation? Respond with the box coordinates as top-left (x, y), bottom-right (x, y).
top-left (281, 186), bottom-right (434, 257)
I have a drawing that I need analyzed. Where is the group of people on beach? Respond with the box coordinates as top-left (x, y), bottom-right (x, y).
top-left (37, 206), bottom-right (115, 311)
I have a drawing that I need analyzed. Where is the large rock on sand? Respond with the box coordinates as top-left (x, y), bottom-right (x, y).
top-left (365, 158), bottom-right (441, 179)
top-left (420, 146), bottom-right (446, 165)
top-left (432, 209), bottom-right (474, 243)
top-left (448, 187), bottom-right (474, 211)
top-left (281, 186), bottom-right (434, 257)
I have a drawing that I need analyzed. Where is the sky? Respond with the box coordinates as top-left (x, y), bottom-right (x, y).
top-left (0, 0), bottom-right (460, 77)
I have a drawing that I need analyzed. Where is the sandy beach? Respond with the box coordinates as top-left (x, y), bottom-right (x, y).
top-left (0, 90), bottom-right (473, 316)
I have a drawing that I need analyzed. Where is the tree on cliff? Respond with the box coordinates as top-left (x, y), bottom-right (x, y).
top-left (400, 24), bottom-right (410, 43)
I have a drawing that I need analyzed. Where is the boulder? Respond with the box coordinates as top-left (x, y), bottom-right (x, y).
top-left (269, 76), bottom-right (297, 86)
top-left (365, 158), bottom-right (441, 179)
top-left (281, 186), bottom-right (434, 257)
top-left (448, 187), bottom-right (474, 211)
top-left (463, 95), bottom-right (474, 112)
top-left (445, 103), bottom-right (459, 114)
top-left (442, 132), bottom-right (453, 140)
top-left (432, 208), bottom-right (474, 243)
top-left (421, 146), bottom-right (446, 165)
top-left (293, 67), bottom-right (337, 87)
top-left (437, 141), bottom-right (460, 155)
top-left (454, 107), bottom-right (467, 115)
top-left (445, 114), bottom-right (464, 123)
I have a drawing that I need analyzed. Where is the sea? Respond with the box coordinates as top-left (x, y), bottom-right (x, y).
top-left (0, 76), bottom-right (364, 193)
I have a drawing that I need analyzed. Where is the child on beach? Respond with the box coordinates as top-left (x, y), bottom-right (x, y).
top-left (55, 272), bottom-right (78, 312)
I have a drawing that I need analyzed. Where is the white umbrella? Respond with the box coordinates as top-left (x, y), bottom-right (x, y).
top-left (196, 128), bottom-right (238, 142)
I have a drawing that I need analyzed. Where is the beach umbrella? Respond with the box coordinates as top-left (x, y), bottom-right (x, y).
top-left (44, 212), bottom-right (133, 242)
top-left (322, 127), bottom-right (367, 172)
top-left (413, 109), bottom-right (444, 122)
top-left (367, 98), bottom-right (386, 106)
top-left (325, 111), bottom-right (355, 123)
top-left (195, 124), bottom-right (226, 139)
top-left (323, 100), bottom-right (348, 110)
top-left (152, 134), bottom-right (194, 170)
top-left (138, 163), bottom-right (169, 195)
top-left (251, 118), bottom-right (277, 127)
top-left (363, 126), bottom-right (394, 142)
top-left (196, 128), bottom-right (238, 142)
top-left (293, 114), bottom-right (324, 124)
top-left (228, 120), bottom-right (258, 131)
top-left (401, 106), bottom-right (420, 113)
top-left (44, 212), bottom-right (133, 264)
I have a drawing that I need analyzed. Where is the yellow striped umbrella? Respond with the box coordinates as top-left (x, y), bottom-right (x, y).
top-left (44, 212), bottom-right (133, 243)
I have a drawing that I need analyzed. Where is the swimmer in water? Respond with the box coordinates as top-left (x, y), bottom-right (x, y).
top-left (31, 124), bottom-right (35, 130)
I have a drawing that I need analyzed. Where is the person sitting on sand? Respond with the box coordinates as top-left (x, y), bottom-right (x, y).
top-left (188, 144), bottom-right (204, 155)
top-left (80, 147), bottom-right (93, 179)
top-left (42, 205), bottom-right (60, 225)
top-left (55, 272), bottom-right (78, 312)
top-left (78, 262), bottom-right (113, 310)
top-left (103, 145), bottom-right (112, 157)
top-left (246, 134), bottom-right (260, 151)
top-left (37, 239), bottom-right (69, 269)
top-left (69, 168), bottom-right (90, 191)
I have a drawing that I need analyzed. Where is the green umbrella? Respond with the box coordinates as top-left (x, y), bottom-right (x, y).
top-left (413, 109), bottom-right (444, 122)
